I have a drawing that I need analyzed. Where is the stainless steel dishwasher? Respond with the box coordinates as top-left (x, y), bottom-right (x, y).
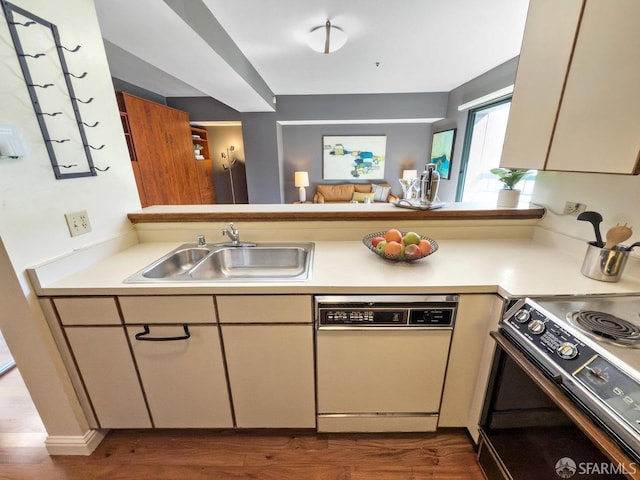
top-left (315, 294), bottom-right (458, 432)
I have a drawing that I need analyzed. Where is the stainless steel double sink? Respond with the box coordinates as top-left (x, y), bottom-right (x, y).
top-left (124, 242), bottom-right (314, 283)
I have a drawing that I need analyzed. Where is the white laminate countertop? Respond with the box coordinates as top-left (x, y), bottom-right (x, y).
top-left (29, 239), bottom-right (640, 298)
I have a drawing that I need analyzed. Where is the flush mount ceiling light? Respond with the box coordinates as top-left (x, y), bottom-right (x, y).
top-left (308, 20), bottom-right (347, 54)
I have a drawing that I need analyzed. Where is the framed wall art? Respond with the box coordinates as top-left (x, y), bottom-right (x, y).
top-left (322, 135), bottom-right (386, 180)
top-left (430, 129), bottom-right (456, 180)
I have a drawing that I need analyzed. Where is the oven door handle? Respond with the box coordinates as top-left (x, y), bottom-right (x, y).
top-left (490, 330), bottom-right (636, 470)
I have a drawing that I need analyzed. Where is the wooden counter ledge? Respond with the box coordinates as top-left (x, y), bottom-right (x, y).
top-left (127, 202), bottom-right (546, 223)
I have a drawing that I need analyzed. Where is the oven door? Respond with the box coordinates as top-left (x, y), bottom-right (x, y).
top-left (478, 331), bottom-right (638, 480)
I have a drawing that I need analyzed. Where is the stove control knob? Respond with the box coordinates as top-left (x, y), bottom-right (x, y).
top-left (528, 319), bottom-right (546, 335)
top-left (514, 309), bottom-right (531, 324)
top-left (557, 342), bottom-right (579, 360)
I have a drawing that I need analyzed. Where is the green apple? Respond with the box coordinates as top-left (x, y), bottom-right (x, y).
top-left (376, 240), bottom-right (387, 253)
top-left (402, 231), bottom-right (421, 245)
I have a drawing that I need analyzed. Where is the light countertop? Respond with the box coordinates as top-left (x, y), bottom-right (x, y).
top-left (30, 239), bottom-right (640, 298)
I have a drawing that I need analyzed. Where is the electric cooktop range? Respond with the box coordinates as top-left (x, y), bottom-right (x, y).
top-left (501, 294), bottom-right (640, 462)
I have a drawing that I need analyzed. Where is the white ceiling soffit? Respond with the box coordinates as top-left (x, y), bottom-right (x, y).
top-left (94, 0), bottom-right (275, 112)
top-left (103, 40), bottom-right (205, 97)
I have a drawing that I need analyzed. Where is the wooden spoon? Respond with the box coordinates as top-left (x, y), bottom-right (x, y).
top-left (603, 224), bottom-right (633, 250)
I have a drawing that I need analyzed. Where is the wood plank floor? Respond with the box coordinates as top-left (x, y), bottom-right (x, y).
top-left (0, 368), bottom-right (484, 480)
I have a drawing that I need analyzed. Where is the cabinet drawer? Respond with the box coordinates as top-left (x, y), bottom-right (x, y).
top-left (119, 296), bottom-right (216, 324)
top-left (216, 295), bottom-right (312, 324)
top-left (54, 297), bottom-right (121, 326)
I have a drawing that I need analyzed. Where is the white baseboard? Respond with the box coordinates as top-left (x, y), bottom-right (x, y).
top-left (45, 429), bottom-right (108, 456)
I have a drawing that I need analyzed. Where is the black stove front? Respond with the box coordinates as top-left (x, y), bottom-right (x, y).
top-left (477, 297), bottom-right (640, 480)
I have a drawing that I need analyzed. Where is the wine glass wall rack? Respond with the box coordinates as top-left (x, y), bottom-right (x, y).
top-left (1, 0), bottom-right (109, 179)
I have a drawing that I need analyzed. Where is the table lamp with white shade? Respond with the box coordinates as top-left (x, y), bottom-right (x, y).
top-left (294, 171), bottom-right (310, 202)
top-left (402, 169), bottom-right (418, 180)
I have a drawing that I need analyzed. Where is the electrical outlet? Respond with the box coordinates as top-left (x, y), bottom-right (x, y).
top-left (563, 201), bottom-right (587, 216)
top-left (65, 210), bottom-right (92, 237)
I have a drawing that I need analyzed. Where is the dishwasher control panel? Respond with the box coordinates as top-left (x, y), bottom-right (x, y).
top-left (315, 295), bottom-right (458, 328)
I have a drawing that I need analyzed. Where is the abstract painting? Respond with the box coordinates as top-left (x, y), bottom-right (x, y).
top-left (430, 129), bottom-right (456, 180)
top-left (322, 135), bottom-right (387, 180)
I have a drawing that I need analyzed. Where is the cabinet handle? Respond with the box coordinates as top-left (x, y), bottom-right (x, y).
top-left (134, 324), bottom-right (190, 342)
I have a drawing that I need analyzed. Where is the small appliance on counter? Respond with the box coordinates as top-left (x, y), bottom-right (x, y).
top-left (391, 163), bottom-right (444, 211)
top-left (419, 163), bottom-right (440, 206)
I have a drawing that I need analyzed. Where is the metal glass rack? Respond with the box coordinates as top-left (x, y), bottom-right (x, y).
top-left (1, 0), bottom-right (108, 179)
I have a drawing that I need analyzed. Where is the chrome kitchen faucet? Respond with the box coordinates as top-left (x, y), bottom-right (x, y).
top-left (220, 223), bottom-right (256, 247)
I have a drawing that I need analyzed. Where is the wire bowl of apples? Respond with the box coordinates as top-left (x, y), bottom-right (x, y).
top-left (362, 229), bottom-right (439, 262)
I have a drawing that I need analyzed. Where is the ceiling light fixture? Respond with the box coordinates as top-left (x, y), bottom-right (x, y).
top-left (308, 20), bottom-right (347, 54)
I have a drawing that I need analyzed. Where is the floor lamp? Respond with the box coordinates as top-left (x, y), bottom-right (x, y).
top-left (221, 146), bottom-right (236, 204)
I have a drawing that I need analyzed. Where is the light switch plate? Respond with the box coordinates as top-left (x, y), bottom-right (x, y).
top-left (65, 210), bottom-right (92, 237)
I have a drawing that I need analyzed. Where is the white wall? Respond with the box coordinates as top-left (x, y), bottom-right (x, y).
top-left (0, 0), bottom-right (140, 438)
top-left (532, 171), bottom-right (640, 257)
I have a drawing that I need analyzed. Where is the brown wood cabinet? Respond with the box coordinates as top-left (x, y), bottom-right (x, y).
top-left (191, 126), bottom-right (216, 204)
top-left (117, 92), bottom-right (216, 206)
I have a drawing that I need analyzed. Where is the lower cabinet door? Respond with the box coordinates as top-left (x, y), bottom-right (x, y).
top-left (221, 325), bottom-right (316, 428)
top-left (127, 325), bottom-right (233, 428)
top-left (65, 326), bottom-right (152, 428)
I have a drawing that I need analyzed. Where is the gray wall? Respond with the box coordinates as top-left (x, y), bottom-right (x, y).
top-left (276, 93), bottom-right (447, 122)
top-left (119, 60), bottom-right (518, 204)
top-left (240, 113), bottom-right (282, 203)
top-left (282, 123), bottom-right (432, 203)
top-left (169, 92), bottom-right (449, 204)
top-left (168, 96), bottom-right (241, 121)
top-left (432, 57), bottom-right (519, 201)
top-left (112, 77), bottom-right (167, 105)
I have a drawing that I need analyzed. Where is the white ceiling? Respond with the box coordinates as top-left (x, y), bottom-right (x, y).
top-left (94, 0), bottom-right (530, 112)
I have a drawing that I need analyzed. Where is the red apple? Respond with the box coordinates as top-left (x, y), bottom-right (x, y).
top-left (371, 236), bottom-right (385, 248)
top-left (404, 243), bottom-right (422, 259)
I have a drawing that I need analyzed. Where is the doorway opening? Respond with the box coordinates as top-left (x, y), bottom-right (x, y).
top-left (195, 122), bottom-right (248, 204)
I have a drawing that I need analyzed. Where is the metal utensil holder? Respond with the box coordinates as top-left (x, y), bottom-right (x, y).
top-left (581, 241), bottom-right (630, 282)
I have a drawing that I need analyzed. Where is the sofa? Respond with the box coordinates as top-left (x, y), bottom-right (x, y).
top-left (313, 182), bottom-right (398, 203)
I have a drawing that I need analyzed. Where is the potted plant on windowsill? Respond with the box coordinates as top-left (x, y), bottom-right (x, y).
top-left (490, 168), bottom-right (532, 208)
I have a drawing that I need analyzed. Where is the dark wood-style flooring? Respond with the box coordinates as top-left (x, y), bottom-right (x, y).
top-left (0, 367), bottom-right (484, 479)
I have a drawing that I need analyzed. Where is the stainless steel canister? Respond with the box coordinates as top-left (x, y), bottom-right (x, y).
top-left (581, 241), bottom-right (630, 282)
top-left (419, 163), bottom-right (440, 206)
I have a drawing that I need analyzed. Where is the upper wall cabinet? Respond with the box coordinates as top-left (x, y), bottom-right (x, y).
top-left (501, 0), bottom-right (640, 175)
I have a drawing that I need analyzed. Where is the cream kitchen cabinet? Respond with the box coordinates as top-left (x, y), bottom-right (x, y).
top-left (438, 294), bottom-right (504, 442)
top-left (501, 0), bottom-right (640, 174)
top-left (51, 297), bottom-right (151, 428)
top-left (119, 295), bottom-right (232, 428)
top-left (126, 324), bottom-right (233, 428)
top-left (216, 295), bottom-right (315, 428)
